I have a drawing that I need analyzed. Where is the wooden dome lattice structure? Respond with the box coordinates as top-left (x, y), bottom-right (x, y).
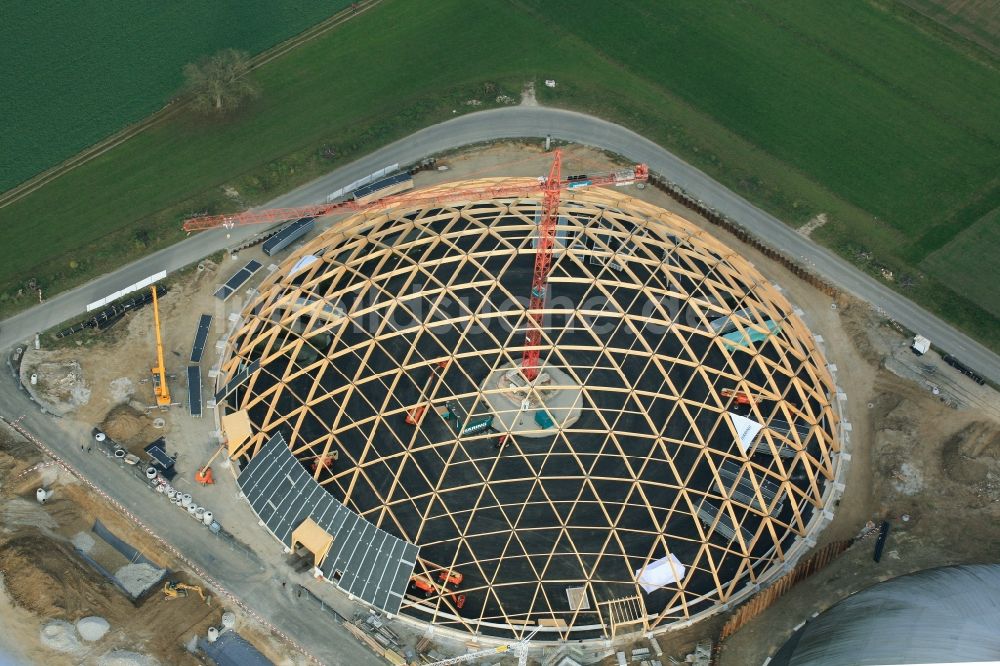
top-left (216, 180), bottom-right (839, 640)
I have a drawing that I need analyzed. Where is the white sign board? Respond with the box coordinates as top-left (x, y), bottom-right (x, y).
top-left (86, 270), bottom-right (167, 311)
top-left (728, 412), bottom-right (764, 455)
top-left (325, 164), bottom-right (400, 202)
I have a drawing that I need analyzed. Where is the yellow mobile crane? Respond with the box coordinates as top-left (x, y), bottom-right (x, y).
top-left (151, 285), bottom-right (171, 407)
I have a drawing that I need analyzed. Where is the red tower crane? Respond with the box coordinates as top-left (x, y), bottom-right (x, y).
top-left (520, 150), bottom-right (562, 382)
top-left (181, 154), bottom-right (650, 380)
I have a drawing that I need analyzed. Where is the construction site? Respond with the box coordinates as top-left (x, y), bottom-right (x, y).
top-left (3, 142), bottom-right (999, 666)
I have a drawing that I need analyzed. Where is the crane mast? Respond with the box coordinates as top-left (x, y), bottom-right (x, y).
top-left (520, 150), bottom-right (562, 382)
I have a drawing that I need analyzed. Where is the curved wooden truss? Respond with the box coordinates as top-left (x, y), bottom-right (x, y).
top-left (217, 180), bottom-right (839, 639)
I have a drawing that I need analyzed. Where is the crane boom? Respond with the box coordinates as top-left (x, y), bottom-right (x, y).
top-left (151, 285), bottom-right (171, 406)
top-left (181, 165), bottom-right (648, 232)
top-left (425, 627), bottom-right (541, 666)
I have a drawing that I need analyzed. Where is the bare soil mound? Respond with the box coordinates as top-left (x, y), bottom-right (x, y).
top-left (941, 421), bottom-right (1000, 493)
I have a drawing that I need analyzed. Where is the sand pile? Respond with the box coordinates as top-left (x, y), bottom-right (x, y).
top-left (114, 562), bottom-right (165, 597)
top-left (39, 620), bottom-right (82, 653)
top-left (101, 404), bottom-right (151, 443)
top-left (77, 615), bottom-right (110, 641)
top-left (97, 649), bottom-right (160, 666)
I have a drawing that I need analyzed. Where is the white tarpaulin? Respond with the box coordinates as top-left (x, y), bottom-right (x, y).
top-left (289, 254), bottom-right (319, 275)
top-left (729, 412), bottom-right (764, 455)
top-left (634, 553), bottom-right (686, 593)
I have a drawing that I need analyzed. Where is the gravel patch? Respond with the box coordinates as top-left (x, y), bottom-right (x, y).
top-left (71, 531), bottom-right (95, 553)
top-left (39, 620), bottom-right (82, 653)
top-left (892, 461), bottom-right (924, 496)
top-left (109, 377), bottom-right (135, 403)
top-left (97, 650), bottom-right (160, 666)
top-left (114, 562), bottom-right (165, 597)
top-left (76, 615), bottom-right (110, 641)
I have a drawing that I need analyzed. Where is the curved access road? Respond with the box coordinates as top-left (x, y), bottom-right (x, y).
top-left (2, 106), bottom-right (998, 384)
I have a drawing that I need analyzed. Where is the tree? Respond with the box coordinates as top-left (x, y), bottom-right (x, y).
top-left (183, 49), bottom-right (259, 115)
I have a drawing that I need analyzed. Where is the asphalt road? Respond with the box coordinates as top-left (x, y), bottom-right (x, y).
top-left (2, 106), bottom-right (997, 386)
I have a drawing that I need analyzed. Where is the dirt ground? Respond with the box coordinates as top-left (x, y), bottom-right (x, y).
top-left (0, 426), bottom-right (305, 666)
top-left (6, 141), bottom-right (1000, 665)
top-left (0, 428), bottom-right (220, 665)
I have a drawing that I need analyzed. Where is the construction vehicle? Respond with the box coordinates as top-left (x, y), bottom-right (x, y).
top-left (150, 285), bottom-right (171, 407)
top-left (163, 581), bottom-right (211, 605)
top-left (194, 465), bottom-right (214, 485)
top-left (460, 416), bottom-right (494, 437)
top-left (310, 451), bottom-right (339, 472)
top-left (721, 388), bottom-right (772, 405)
top-left (194, 443), bottom-right (228, 485)
top-left (425, 627), bottom-right (540, 666)
top-left (405, 361), bottom-right (450, 426)
top-left (437, 568), bottom-right (464, 588)
top-left (410, 575), bottom-right (466, 609)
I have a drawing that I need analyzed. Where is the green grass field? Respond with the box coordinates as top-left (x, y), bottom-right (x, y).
top-left (922, 207), bottom-right (1000, 318)
top-left (0, 0), bottom-right (353, 191)
top-left (1, 0), bottom-right (998, 345)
